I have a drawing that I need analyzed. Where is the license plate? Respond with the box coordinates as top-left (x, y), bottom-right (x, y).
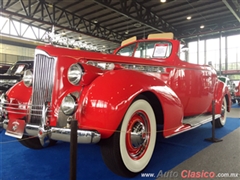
top-left (5, 119), bottom-right (26, 138)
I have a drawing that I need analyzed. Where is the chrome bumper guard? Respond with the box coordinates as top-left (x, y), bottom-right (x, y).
top-left (2, 119), bottom-right (101, 144)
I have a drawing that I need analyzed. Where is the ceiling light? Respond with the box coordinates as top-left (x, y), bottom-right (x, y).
top-left (186, 16), bottom-right (192, 20)
top-left (78, 35), bottom-right (82, 40)
top-left (134, 23), bottom-right (141, 27)
top-left (93, 20), bottom-right (98, 24)
top-left (125, 30), bottom-right (129, 34)
top-left (200, 25), bottom-right (205, 29)
top-left (160, 0), bottom-right (166, 3)
top-left (47, 3), bottom-right (53, 8)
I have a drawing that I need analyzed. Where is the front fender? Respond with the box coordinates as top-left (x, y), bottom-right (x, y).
top-left (6, 81), bottom-right (32, 100)
top-left (77, 69), bottom-right (184, 138)
top-left (214, 81), bottom-right (231, 114)
top-left (5, 81), bottom-right (32, 120)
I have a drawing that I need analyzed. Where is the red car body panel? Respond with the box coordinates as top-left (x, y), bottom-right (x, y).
top-left (235, 82), bottom-right (240, 97)
top-left (4, 37), bottom-right (231, 139)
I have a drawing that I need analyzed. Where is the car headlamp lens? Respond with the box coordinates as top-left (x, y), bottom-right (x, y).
top-left (61, 94), bottom-right (77, 115)
top-left (68, 64), bottom-right (83, 85)
top-left (23, 70), bottom-right (33, 87)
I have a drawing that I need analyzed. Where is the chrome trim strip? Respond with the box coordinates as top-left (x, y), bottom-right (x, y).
top-left (0, 102), bottom-right (44, 107)
top-left (2, 120), bottom-right (100, 144)
top-left (1, 111), bottom-right (52, 117)
top-left (87, 60), bottom-right (165, 72)
top-left (0, 106), bottom-right (52, 112)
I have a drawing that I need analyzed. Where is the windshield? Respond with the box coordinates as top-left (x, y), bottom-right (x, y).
top-left (116, 41), bottom-right (172, 59)
top-left (135, 41), bottom-right (172, 58)
top-left (116, 43), bottom-right (136, 57)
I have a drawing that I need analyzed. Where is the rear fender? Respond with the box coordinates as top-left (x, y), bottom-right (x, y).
top-left (77, 69), bottom-right (184, 138)
top-left (213, 81), bottom-right (231, 114)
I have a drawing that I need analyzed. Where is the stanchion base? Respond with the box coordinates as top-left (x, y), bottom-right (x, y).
top-left (205, 137), bottom-right (223, 143)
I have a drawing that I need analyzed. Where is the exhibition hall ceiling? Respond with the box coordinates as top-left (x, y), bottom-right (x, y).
top-left (0, 0), bottom-right (240, 51)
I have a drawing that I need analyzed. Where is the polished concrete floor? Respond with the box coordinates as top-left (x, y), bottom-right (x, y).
top-left (157, 106), bottom-right (240, 180)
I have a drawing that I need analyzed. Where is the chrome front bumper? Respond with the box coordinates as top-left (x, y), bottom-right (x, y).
top-left (1, 119), bottom-right (101, 144)
top-left (0, 93), bottom-right (100, 144)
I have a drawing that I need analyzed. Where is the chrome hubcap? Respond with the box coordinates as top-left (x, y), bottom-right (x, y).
top-left (126, 111), bottom-right (150, 160)
top-left (130, 121), bottom-right (146, 148)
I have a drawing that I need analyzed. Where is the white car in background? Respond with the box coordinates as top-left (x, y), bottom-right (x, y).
top-left (218, 76), bottom-right (236, 103)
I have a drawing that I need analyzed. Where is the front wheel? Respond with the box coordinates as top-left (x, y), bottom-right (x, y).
top-left (100, 98), bottom-right (156, 177)
top-left (215, 97), bottom-right (227, 128)
top-left (18, 135), bottom-right (57, 149)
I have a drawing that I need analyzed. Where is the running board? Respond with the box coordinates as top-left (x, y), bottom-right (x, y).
top-left (165, 114), bottom-right (221, 138)
top-left (183, 114), bottom-right (221, 127)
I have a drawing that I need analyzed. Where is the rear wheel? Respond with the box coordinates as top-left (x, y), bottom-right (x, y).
top-left (18, 135), bottom-right (57, 149)
top-left (100, 98), bottom-right (156, 177)
top-left (215, 97), bottom-right (227, 128)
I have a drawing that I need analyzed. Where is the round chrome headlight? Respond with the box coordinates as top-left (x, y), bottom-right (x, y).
top-left (61, 94), bottom-right (77, 115)
top-left (23, 70), bottom-right (33, 87)
top-left (68, 64), bottom-right (83, 85)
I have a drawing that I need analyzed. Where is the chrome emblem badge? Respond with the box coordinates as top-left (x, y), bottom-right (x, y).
top-left (12, 122), bottom-right (19, 131)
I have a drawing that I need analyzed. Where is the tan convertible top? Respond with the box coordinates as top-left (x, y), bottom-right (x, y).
top-left (148, 32), bottom-right (174, 39)
top-left (121, 32), bottom-right (174, 47)
top-left (121, 36), bottom-right (137, 46)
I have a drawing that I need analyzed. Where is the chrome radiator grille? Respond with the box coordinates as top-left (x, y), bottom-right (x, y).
top-left (30, 54), bottom-right (56, 124)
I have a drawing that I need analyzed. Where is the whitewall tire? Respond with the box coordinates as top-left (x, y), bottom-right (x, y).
top-left (215, 97), bottom-right (227, 128)
top-left (100, 97), bottom-right (156, 177)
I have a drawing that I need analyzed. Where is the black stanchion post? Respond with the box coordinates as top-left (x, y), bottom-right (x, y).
top-left (205, 100), bottom-right (222, 142)
top-left (70, 120), bottom-right (78, 180)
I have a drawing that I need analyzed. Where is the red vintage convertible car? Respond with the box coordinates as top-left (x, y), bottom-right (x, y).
top-left (0, 33), bottom-right (231, 177)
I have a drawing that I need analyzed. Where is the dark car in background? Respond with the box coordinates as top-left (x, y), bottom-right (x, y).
top-left (0, 60), bottom-right (34, 93)
top-left (0, 63), bottom-right (12, 74)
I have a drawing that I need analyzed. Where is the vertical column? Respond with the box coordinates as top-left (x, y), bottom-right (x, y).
top-left (204, 39), bottom-right (207, 64)
top-left (225, 36), bottom-right (228, 72)
top-left (219, 32), bottom-right (222, 75)
top-left (185, 41), bottom-right (189, 62)
top-left (197, 36), bottom-right (200, 64)
top-left (186, 43), bottom-right (189, 62)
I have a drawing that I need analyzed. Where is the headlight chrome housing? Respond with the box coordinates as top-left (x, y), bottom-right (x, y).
top-left (61, 94), bottom-right (77, 115)
top-left (68, 63), bottom-right (83, 85)
top-left (23, 70), bottom-right (33, 87)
